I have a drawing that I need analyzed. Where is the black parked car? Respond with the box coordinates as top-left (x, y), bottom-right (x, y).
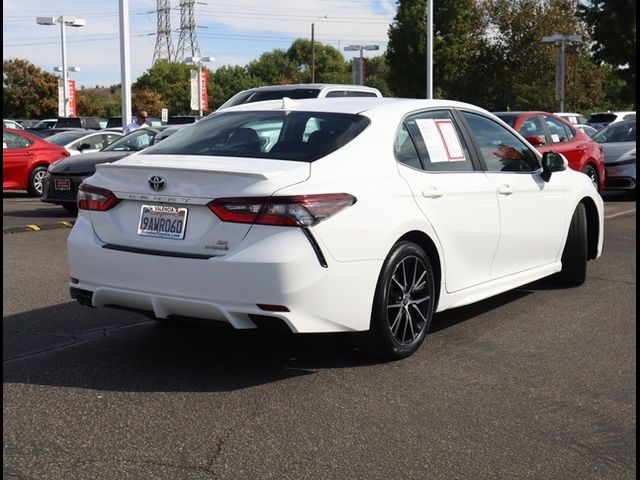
top-left (41, 127), bottom-right (165, 213)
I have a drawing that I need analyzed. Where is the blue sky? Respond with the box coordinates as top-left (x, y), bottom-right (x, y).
top-left (3, 0), bottom-right (397, 88)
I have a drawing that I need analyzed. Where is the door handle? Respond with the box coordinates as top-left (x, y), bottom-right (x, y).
top-left (422, 186), bottom-right (445, 198)
top-left (498, 184), bottom-right (514, 195)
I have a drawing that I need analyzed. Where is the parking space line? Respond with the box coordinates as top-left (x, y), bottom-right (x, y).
top-left (605, 207), bottom-right (636, 220)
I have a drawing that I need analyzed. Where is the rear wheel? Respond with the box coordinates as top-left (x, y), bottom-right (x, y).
top-left (27, 166), bottom-right (48, 197)
top-left (582, 164), bottom-right (599, 192)
top-left (556, 203), bottom-right (588, 286)
top-left (366, 241), bottom-right (435, 360)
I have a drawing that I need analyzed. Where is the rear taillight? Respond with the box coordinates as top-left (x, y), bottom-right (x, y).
top-left (208, 194), bottom-right (356, 227)
top-left (77, 183), bottom-right (120, 211)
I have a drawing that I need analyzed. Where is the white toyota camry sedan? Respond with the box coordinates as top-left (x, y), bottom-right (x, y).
top-left (68, 97), bottom-right (604, 359)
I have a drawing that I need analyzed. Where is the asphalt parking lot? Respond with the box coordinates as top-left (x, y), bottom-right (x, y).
top-left (3, 192), bottom-right (636, 479)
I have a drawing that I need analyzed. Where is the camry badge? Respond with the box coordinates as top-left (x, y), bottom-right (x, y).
top-left (149, 175), bottom-right (166, 191)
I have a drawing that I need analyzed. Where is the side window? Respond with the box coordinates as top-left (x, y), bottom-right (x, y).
top-left (518, 116), bottom-right (548, 145)
top-left (402, 110), bottom-right (474, 172)
top-left (544, 116), bottom-right (572, 143)
top-left (394, 124), bottom-right (421, 169)
top-left (2, 131), bottom-right (31, 149)
top-left (461, 112), bottom-right (540, 173)
top-left (324, 91), bottom-right (347, 98)
top-left (347, 91), bottom-right (379, 97)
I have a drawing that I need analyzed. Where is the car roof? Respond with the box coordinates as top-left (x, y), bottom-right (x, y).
top-left (217, 97), bottom-right (490, 117)
top-left (238, 83), bottom-right (381, 93)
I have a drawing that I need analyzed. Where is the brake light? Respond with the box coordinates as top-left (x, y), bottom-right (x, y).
top-left (77, 183), bottom-right (120, 211)
top-left (208, 194), bottom-right (356, 227)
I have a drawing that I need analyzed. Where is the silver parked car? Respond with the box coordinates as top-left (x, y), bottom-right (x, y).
top-left (593, 120), bottom-right (636, 191)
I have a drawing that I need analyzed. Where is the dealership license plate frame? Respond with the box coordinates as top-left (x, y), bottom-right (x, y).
top-left (54, 178), bottom-right (71, 191)
top-left (137, 204), bottom-right (188, 240)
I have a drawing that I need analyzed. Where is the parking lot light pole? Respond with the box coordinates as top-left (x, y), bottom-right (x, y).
top-left (343, 44), bottom-right (379, 85)
top-left (36, 16), bottom-right (86, 117)
top-left (542, 34), bottom-right (582, 113)
top-left (185, 56), bottom-right (214, 118)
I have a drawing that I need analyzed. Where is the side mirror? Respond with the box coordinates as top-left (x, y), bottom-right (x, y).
top-left (78, 143), bottom-right (92, 151)
top-left (525, 135), bottom-right (545, 146)
top-left (540, 151), bottom-right (568, 182)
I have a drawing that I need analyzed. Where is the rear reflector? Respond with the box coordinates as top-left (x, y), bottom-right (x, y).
top-left (77, 183), bottom-right (120, 211)
top-left (208, 193), bottom-right (356, 227)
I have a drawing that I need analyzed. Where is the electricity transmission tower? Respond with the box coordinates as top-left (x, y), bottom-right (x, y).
top-left (152, 0), bottom-right (174, 63)
top-left (175, 0), bottom-right (200, 62)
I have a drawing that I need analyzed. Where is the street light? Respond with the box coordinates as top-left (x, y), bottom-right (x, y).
top-left (542, 34), bottom-right (582, 113)
top-left (185, 56), bottom-right (214, 118)
top-left (343, 44), bottom-right (379, 85)
top-left (36, 16), bottom-right (86, 117)
top-left (311, 15), bottom-right (328, 83)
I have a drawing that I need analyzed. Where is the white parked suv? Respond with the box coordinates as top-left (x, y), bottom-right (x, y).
top-left (586, 111), bottom-right (636, 130)
top-left (218, 83), bottom-right (382, 110)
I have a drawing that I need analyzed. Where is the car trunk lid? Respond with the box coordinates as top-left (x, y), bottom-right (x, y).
top-left (86, 154), bottom-right (310, 256)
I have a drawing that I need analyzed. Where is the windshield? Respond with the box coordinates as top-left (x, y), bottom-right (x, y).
top-left (102, 129), bottom-right (158, 152)
top-left (143, 110), bottom-right (370, 162)
top-left (494, 113), bottom-right (518, 128)
top-left (593, 121), bottom-right (636, 143)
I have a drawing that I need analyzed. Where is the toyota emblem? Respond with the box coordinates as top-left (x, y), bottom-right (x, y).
top-left (149, 175), bottom-right (166, 191)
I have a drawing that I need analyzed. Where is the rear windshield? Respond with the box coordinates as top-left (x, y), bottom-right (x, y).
top-left (220, 89), bottom-right (321, 109)
top-left (494, 113), bottom-right (518, 128)
top-left (587, 113), bottom-right (617, 124)
top-left (142, 110), bottom-right (370, 162)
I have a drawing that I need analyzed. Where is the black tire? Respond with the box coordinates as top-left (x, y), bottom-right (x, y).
top-left (582, 164), bottom-right (600, 192)
top-left (62, 204), bottom-right (78, 215)
top-left (366, 241), bottom-right (436, 360)
top-left (556, 203), bottom-right (588, 286)
top-left (27, 166), bottom-right (48, 197)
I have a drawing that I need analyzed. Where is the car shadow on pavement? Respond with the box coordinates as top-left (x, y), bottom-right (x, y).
top-left (2, 302), bottom-right (376, 393)
top-left (3, 288), bottom-right (535, 393)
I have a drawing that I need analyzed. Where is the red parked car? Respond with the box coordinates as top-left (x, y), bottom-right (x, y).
top-left (3, 128), bottom-right (70, 196)
top-left (493, 111), bottom-right (605, 191)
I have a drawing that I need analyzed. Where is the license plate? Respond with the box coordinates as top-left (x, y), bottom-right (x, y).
top-left (54, 178), bottom-right (71, 191)
top-left (138, 205), bottom-right (188, 240)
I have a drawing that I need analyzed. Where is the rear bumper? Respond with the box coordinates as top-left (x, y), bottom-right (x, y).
top-left (605, 162), bottom-right (636, 191)
top-left (67, 213), bottom-right (381, 333)
top-left (42, 173), bottom-right (86, 205)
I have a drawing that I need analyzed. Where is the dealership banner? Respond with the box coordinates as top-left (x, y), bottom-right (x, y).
top-left (58, 79), bottom-right (77, 117)
top-left (190, 69), bottom-right (209, 111)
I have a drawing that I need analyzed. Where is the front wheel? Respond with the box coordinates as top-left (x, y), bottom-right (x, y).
top-left (27, 166), bottom-right (48, 197)
top-left (366, 241), bottom-right (436, 360)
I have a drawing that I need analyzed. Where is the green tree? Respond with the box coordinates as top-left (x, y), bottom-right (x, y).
top-left (76, 89), bottom-right (103, 117)
top-left (364, 56), bottom-right (392, 96)
top-left (285, 39), bottom-right (351, 84)
top-left (386, 1), bottom-right (427, 97)
top-left (210, 65), bottom-right (260, 110)
top-left (3, 58), bottom-right (58, 118)
top-left (132, 88), bottom-right (164, 117)
top-left (247, 49), bottom-right (302, 85)
top-left (578, 0), bottom-right (636, 107)
top-left (133, 60), bottom-right (193, 115)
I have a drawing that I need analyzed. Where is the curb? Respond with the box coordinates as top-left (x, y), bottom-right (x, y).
top-left (3, 221), bottom-right (75, 234)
